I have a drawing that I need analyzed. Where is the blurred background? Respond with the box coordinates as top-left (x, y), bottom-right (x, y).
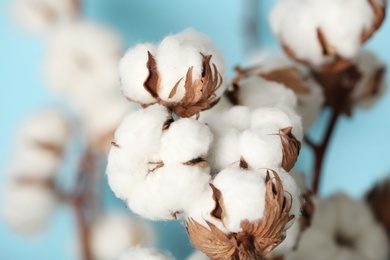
top-left (0, 0), bottom-right (389, 259)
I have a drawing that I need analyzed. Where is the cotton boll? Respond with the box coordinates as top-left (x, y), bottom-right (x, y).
top-left (355, 223), bottom-right (389, 260)
top-left (287, 228), bottom-right (338, 260)
top-left (251, 106), bottom-right (303, 140)
top-left (237, 76), bottom-right (297, 109)
top-left (270, 0), bottom-right (378, 67)
top-left (119, 43), bottom-right (159, 105)
top-left (211, 168), bottom-right (267, 232)
top-left (160, 118), bottom-right (213, 164)
top-left (17, 109), bottom-right (71, 148)
top-left (11, 0), bottom-right (77, 34)
top-left (128, 164), bottom-right (211, 220)
top-left (2, 182), bottom-right (56, 234)
top-left (203, 106), bottom-right (251, 133)
top-left (156, 29), bottom-right (226, 102)
top-left (310, 197), bottom-right (338, 237)
top-left (198, 95), bottom-right (233, 120)
top-left (114, 105), bottom-right (169, 158)
top-left (90, 212), bottom-right (155, 260)
top-left (187, 250), bottom-right (209, 260)
top-left (118, 246), bottom-right (172, 260)
top-left (43, 21), bottom-right (122, 99)
top-left (238, 129), bottom-right (283, 170)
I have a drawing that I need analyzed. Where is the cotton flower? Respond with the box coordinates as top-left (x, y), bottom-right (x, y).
top-left (231, 52), bottom-right (324, 130)
top-left (89, 212), bottom-right (155, 260)
top-left (119, 28), bottom-right (227, 117)
top-left (186, 169), bottom-right (300, 260)
top-left (287, 193), bottom-right (390, 260)
top-left (10, 0), bottom-right (78, 34)
top-left (270, 0), bottom-right (386, 70)
top-left (107, 105), bottom-right (213, 220)
top-left (2, 180), bottom-right (57, 234)
top-left (43, 21), bottom-right (123, 108)
top-left (118, 246), bottom-right (172, 260)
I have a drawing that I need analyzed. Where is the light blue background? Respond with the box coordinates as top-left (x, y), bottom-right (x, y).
top-left (1, 0), bottom-right (389, 259)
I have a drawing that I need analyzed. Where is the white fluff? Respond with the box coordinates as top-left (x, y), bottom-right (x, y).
top-left (270, 0), bottom-right (378, 66)
top-left (43, 21), bottom-right (123, 103)
top-left (160, 118), bottom-right (213, 164)
top-left (237, 76), bottom-right (298, 109)
top-left (156, 29), bottom-right (226, 102)
top-left (352, 51), bottom-right (387, 108)
top-left (90, 212), bottom-right (154, 260)
top-left (128, 164), bottom-right (211, 220)
top-left (211, 168), bottom-right (267, 233)
top-left (119, 43), bottom-right (159, 105)
top-left (11, 0), bottom-right (77, 34)
top-left (118, 246), bottom-right (171, 260)
top-left (2, 181), bottom-right (56, 234)
top-left (269, 220), bottom-right (302, 257)
top-left (197, 95), bottom-right (233, 120)
top-left (187, 250), bottom-right (209, 260)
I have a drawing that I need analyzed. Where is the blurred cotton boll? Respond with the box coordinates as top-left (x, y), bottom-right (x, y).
top-left (89, 212), bottom-right (155, 260)
top-left (10, 0), bottom-right (78, 34)
top-left (187, 250), bottom-right (209, 260)
top-left (117, 246), bottom-right (172, 260)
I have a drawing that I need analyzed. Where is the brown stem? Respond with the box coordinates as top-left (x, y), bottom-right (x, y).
top-left (73, 197), bottom-right (92, 260)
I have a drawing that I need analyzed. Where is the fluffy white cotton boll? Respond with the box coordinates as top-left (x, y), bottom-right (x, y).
top-left (119, 43), bottom-right (159, 105)
top-left (160, 118), bottom-right (213, 164)
top-left (106, 146), bottom-right (149, 200)
top-left (8, 143), bottom-right (61, 180)
top-left (43, 21), bottom-right (122, 98)
top-left (207, 128), bottom-right (241, 174)
top-left (211, 168), bottom-right (267, 232)
top-left (330, 193), bottom-right (375, 240)
top-left (310, 197), bottom-right (338, 237)
top-left (198, 95), bottom-right (233, 120)
top-left (352, 51), bottom-right (387, 108)
top-left (2, 182), bottom-right (56, 234)
top-left (17, 109), bottom-right (71, 148)
top-left (118, 246), bottom-right (172, 260)
top-left (11, 0), bottom-right (77, 34)
top-left (90, 212), bottom-right (154, 260)
top-left (128, 164), bottom-right (211, 220)
top-left (238, 128), bottom-right (283, 170)
top-left (156, 29), bottom-right (226, 102)
top-left (250, 106), bottom-right (303, 140)
top-left (270, 0), bottom-right (377, 66)
top-left (187, 250), bottom-right (209, 260)
top-left (287, 227), bottom-right (338, 260)
top-left (237, 76), bottom-right (298, 109)
top-left (114, 105), bottom-right (169, 157)
top-left (203, 106), bottom-right (252, 133)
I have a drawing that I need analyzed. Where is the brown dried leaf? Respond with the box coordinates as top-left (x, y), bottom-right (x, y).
top-left (260, 68), bottom-right (310, 94)
top-left (276, 127), bottom-right (301, 172)
top-left (144, 51), bottom-right (160, 99)
top-left (299, 192), bottom-right (315, 232)
top-left (316, 28), bottom-right (336, 56)
top-left (210, 183), bottom-right (224, 220)
top-left (183, 157), bottom-right (210, 168)
top-left (168, 78), bottom-right (183, 98)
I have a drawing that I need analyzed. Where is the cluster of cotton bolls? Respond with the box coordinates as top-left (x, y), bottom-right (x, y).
top-left (10, 0), bottom-right (79, 34)
top-left (43, 21), bottom-right (131, 154)
top-left (287, 193), bottom-right (390, 260)
top-left (270, 0), bottom-right (387, 69)
top-left (2, 109), bottom-right (71, 233)
top-left (107, 28), bottom-right (307, 259)
top-left (89, 212), bottom-right (155, 260)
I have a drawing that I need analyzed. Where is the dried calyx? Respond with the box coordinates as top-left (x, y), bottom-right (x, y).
top-left (185, 171), bottom-right (295, 260)
top-left (134, 52), bottom-right (223, 118)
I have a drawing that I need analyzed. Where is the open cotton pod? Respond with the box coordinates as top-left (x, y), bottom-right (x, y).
top-left (43, 21), bottom-right (123, 111)
top-left (287, 193), bottom-right (390, 260)
top-left (89, 212), bottom-right (155, 260)
top-left (230, 53), bottom-right (324, 130)
top-left (186, 168), bottom-right (300, 260)
top-left (118, 246), bottom-right (172, 260)
top-left (107, 105), bottom-right (214, 220)
top-left (270, 0), bottom-right (386, 72)
top-left (119, 28), bottom-right (227, 118)
top-left (10, 0), bottom-right (79, 34)
top-left (2, 180), bottom-right (57, 234)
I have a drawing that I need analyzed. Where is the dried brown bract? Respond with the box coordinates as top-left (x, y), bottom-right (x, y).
top-left (185, 171), bottom-right (295, 260)
top-left (276, 127), bottom-right (301, 172)
top-left (141, 52), bottom-right (223, 118)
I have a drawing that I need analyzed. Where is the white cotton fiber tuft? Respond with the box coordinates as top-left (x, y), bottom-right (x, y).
top-left (118, 246), bottom-right (172, 260)
top-left (187, 250), bottom-right (209, 260)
